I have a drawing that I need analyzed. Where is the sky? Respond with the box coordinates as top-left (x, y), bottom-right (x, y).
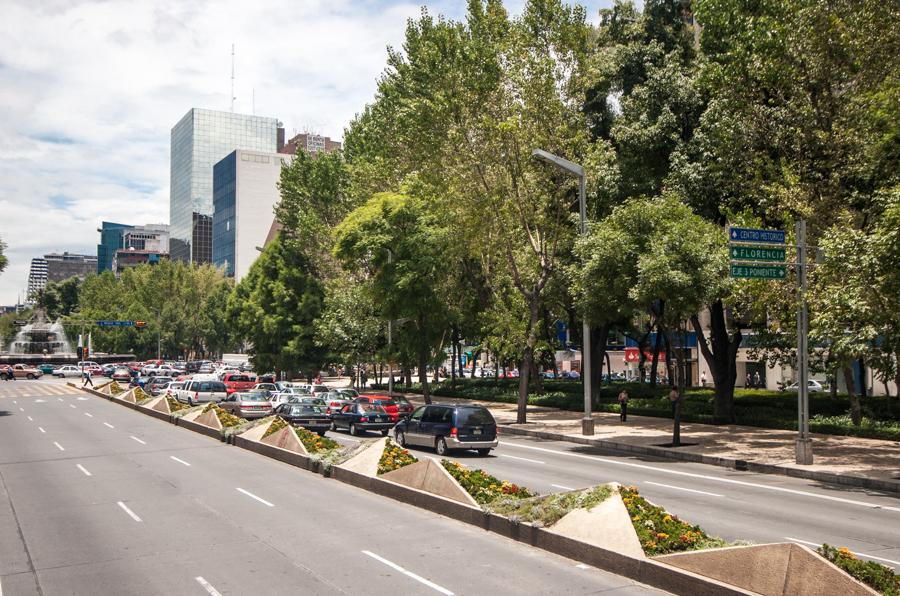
top-left (0, 0), bottom-right (618, 305)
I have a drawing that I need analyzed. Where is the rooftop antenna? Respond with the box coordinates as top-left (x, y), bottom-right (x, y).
top-left (230, 43), bottom-right (236, 112)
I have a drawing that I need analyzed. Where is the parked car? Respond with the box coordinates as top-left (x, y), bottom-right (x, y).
top-left (222, 373), bottom-right (258, 395)
top-left (251, 383), bottom-right (279, 398)
top-left (37, 363), bottom-right (56, 375)
top-left (270, 387), bottom-right (312, 407)
top-left (53, 365), bottom-right (82, 378)
top-left (273, 402), bottom-right (331, 435)
top-left (296, 383), bottom-right (331, 397)
top-left (142, 363), bottom-right (179, 377)
top-left (356, 395), bottom-right (401, 422)
top-left (257, 373), bottom-right (277, 384)
top-left (2, 364), bottom-right (43, 380)
top-left (292, 396), bottom-right (326, 407)
top-left (146, 376), bottom-right (174, 396)
top-left (321, 390), bottom-right (357, 417)
top-left (111, 367), bottom-right (133, 382)
top-left (164, 381), bottom-right (184, 399)
top-left (394, 404), bottom-right (498, 456)
top-left (391, 395), bottom-right (415, 417)
top-left (330, 402), bottom-right (393, 436)
top-left (782, 380), bottom-right (824, 393)
top-left (175, 379), bottom-right (228, 406)
top-left (218, 391), bottom-right (273, 419)
top-left (560, 370), bottom-right (581, 380)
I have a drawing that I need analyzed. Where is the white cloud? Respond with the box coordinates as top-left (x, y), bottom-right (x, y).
top-left (0, 0), bottom-right (615, 304)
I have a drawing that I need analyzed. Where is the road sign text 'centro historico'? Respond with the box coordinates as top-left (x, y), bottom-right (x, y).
top-left (729, 227), bottom-right (786, 244)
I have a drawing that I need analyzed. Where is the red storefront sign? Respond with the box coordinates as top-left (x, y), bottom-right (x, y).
top-left (624, 347), bottom-right (666, 362)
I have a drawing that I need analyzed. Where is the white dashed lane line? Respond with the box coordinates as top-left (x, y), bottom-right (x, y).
top-left (76, 464), bottom-right (92, 477)
top-left (170, 456), bottom-right (191, 467)
top-left (103, 422), bottom-right (114, 429)
top-left (84, 412), bottom-right (93, 418)
top-left (53, 442), bottom-right (65, 451)
top-left (362, 550), bottom-right (454, 595)
top-left (117, 501), bottom-right (142, 522)
top-left (195, 576), bottom-right (223, 596)
top-left (130, 436), bottom-right (147, 445)
top-left (236, 488), bottom-right (274, 507)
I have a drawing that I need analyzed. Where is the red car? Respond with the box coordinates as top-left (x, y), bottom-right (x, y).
top-left (356, 394), bottom-right (400, 422)
top-left (223, 373), bottom-right (257, 395)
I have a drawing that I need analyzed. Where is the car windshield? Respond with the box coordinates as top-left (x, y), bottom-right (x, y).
top-left (393, 396), bottom-right (411, 406)
top-left (241, 392), bottom-right (270, 402)
top-left (339, 389), bottom-right (359, 398)
top-left (370, 399), bottom-right (396, 407)
top-left (291, 406), bottom-right (323, 415)
top-left (206, 382), bottom-right (227, 392)
top-left (228, 375), bottom-right (252, 382)
top-left (456, 407), bottom-right (494, 426)
top-left (154, 377), bottom-right (173, 384)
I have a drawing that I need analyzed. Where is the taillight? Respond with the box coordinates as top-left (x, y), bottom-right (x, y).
top-left (330, 401), bottom-right (340, 407)
top-left (496, 426), bottom-right (501, 435)
top-left (450, 427), bottom-right (458, 437)
top-left (194, 392), bottom-right (199, 399)
top-left (360, 417), bottom-right (368, 422)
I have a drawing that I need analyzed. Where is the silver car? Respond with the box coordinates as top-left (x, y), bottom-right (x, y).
top-left (175, 380), bottom-right (228, 406)
top-left (219, 391), bottom-right (273, 419)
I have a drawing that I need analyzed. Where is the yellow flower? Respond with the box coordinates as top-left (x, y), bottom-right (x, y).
top-left (657, 533), bottom-right (669, 540)
top-left (662, 515), bottom-right (672, 523)
top-left (837, 547), bottom-right (856, 560)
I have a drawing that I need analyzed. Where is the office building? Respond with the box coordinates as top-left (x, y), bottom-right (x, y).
top-left (45, 252), bottom-right (98, 284)
top-left (112, 249), bottom-right (165, 276)
top-left (279, 132), bottom-right (341, 156)
top-left (170, 108), bottom-right (279, 264)
top-left (97, 222), bottom-right (169, 272)
top-left (26, 258), bottom-right (48, 300)
top-left (212, 149), bottom-right (292, 280)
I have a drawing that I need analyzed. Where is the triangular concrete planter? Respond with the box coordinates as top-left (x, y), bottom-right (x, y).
top-left (260, 425), bottom-right (309, 455)
top-left (150, 396), bottom-right (171, 414)
top-left (655, 542), bottom-right (878, 595)
top-left (118, 387), bottom-right (138, 404)
top-left (546, 484), bottom-right (644, 559)
top-left (381, 459), bottom-right (479, 507)
top-left (336, 436), bottom-right (388, 477)
top-left (194, 408), bottom-right (224, 430)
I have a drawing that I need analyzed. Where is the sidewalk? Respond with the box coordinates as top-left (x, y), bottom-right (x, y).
top-left (413, 394), bottom-right (900, 494)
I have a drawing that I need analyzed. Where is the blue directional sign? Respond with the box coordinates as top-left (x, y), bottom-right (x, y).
top-left (96, 320), bottom-right (135, 327)
top-left (729, 227), bottom-right (786, 244)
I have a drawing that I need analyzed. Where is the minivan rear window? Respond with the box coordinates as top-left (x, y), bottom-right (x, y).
top-left (228, 375), bottom-right (251, 382)
top-left (205, 382), bottom-right (226, 392)
top-left (456, 407), bottom-right (494, 426)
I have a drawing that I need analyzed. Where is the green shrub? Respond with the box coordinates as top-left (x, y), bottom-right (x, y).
top-left (487, 485), bottom-right (612, 527)
top-left (817, 544), bottom-right (899, 595)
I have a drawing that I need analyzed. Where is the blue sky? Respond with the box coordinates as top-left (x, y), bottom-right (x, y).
top-left (0, 0), bottom-right (619, 304)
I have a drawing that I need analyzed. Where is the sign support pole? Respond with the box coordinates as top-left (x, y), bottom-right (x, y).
top-left (795, 219), bottom-right (813, 464)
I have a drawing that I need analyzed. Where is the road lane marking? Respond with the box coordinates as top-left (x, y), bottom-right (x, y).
top-left (500, 441), bottom-right (900, 513)
top-left (103, 422), bottom-right (114, 429)
top-left (498, 454), bottom-right (545, 464)
top-left (645, 481), bottom-right (724, 497)
top-left (57, 398), bottom-right (63, 402)
top-left (551, 484), bottom-right (575, 491)
top-left (117, 501), bottom-right (142, 522)
top-left (785, 537), bottom-right (900, 566)
top-left (34, 399), bottom-right (46, 403)
top-left (362, 551), bottom-right (454, 595)
top-left (69, 404), bottom-right (76, 409)
top-left (575, 563), bottom-right (591, 570)
top-left (12, 400), bottom-right (16, 404)
top-left (130, 436), bottom-right (147, 445)
top-left (76, 464), bottom-right (92, 477)
top-left (84, 412), bottom-right (93, 418)
top-left (27, 416), bottom-right (33, 421)
top-left (19, 407), bottom-right (24, 412)
top-left (77, 397), bottom-right (88, 401)
top-left (170, 456), bottom-right (191, 467)
top-left (53, 442), bottom-right (65, 451)
top-left (195, 577), bottom-right (222, 596)
top-left (236, 488), bottom-right (274, 507)
top-left (38, 427), bottom-right (45, 433)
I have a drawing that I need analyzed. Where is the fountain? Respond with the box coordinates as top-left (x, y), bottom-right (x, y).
top-left (1, 311), bottom-right (132, 366)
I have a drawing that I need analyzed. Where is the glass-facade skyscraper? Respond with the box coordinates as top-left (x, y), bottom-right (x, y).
top-left (169, 108), bottom-right (278, 263)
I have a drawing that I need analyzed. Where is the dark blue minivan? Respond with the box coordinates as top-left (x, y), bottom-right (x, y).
top-left (393, 404), bottom-right (498, 456)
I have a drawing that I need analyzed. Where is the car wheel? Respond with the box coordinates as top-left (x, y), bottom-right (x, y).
top-left (381, 429), bottom-right (389, 436)
top-left (435, 437), bottom-right (449, 456)
top-left (349, 423), bottom-right (358, 436)
top-left (317, 431), bottom-right (326, 437)
top-left (330, 421), bottom-right (337, 431)
top-left (27, 374), bottom-right (35, 380)
top-left (395, 430), bottom-right (406, 447)
top-left (188, 397), bottom-right (194, 407)
top-left (477, 448), bottom-right (492, 456)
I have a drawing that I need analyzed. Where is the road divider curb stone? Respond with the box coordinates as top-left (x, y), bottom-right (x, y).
top-left (499, 425), bottom-right (900, 495)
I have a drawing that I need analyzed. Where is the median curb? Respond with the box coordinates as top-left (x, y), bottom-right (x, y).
top-left (499, 425), bottom-right (900, 495)
top-left (331, 466), bottom-right (750, 596)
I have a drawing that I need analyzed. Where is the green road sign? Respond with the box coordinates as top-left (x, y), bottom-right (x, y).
top-left (730, 246), bottom-right (786, 262)
top-left (730, 264), bottom-right (787, 279)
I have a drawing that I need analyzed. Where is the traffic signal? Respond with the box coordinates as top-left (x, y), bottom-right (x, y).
top-left (134, 321), bottom-right (147, 329)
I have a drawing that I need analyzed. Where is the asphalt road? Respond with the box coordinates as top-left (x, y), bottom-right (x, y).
top-left (0, 379), bottom-right (664, 596)
top-left (393, 427), bottom-right (900, 571)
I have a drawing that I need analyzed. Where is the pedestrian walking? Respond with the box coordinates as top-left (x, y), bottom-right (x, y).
top-left (617, 389), bottom-right (629, 422)
top-left (746, 373), bottom-right (753, 388)
top-left (700, 371), bottom-right (707, 387)
top-left (753, 371), bottom-right (762, 389)
top-left (361, 370), bottom-right (368, 388)
top-left (82, 369), bottom-right (93, 388)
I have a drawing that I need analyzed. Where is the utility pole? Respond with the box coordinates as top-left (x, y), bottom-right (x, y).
top-left (795, 219), bottom-right (813, 464)
top-left (387, 249), bottom-right (394, 398)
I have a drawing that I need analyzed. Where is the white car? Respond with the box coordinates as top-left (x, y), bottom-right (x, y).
top-left (269, 387), bottom-right (313, 407)
top-left (783, 380), bottom-right (824, 393)
top-left (142, 364), bottom-right (179, 376)
top-left (54, 365), bottom-right (83, 378)
top-left (164, 381), bottom-right (184, 399)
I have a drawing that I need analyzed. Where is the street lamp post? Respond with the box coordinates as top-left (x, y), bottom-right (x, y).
top-left (532, 149), bottom-right (594, 436)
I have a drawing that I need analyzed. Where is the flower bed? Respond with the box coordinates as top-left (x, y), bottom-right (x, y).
top-left (108, 381), bottom-right (124, 395)
top-left (295, 427), bottom-right (340, 453)
top-left (817, 544), bottom-right (899, 595)
top-left (440, 459), bottom-right (535, 504)
top-left (378, 438), bottom-right (418, 475)
top-left (487, 485), bottom-right (612, 527)
top-left (264, 417), bottom-right (288, 437)
top-left (166, 397), bottom-right (189, 412)
top-left (202, 403), bottom-right (244, 428)
top-left (620, 486), bottom-right (727, 556)
top-left (134, 387), bottom-right (153, 403)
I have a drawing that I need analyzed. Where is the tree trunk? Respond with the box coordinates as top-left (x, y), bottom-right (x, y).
top-left (661, 329), bottom-right (676, 387)
top-left (531, 355), bottom-right (545, 394)
top-left (403, 364), bottom-right (411, 388)
top-left (470, 349), bottom-right (479, 378)
top-left (843, 366), bottom-right (861, 426)
top-left (650, 326), bottom-right (662, 388)
top-left (450, 331), bottom-right (457, 383)
top-left (591, 324), bottom-right (610, 403)
top-left (517, 301), bottom-right (540, 424)
top-left (691, 300), bottom-right (741, 424)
